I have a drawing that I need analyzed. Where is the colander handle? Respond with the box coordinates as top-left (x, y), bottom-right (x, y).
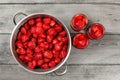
top-left (54, 63), bottom-right (67, 76)
top-left (13, 12), bottom-right (27, 25)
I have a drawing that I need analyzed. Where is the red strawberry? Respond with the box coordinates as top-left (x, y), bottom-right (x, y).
top-left (62, 45), bottom-right (67, 51)
top-left (52, 39), bottom-right (59, 45)
top-left (23, 42), bottom-right (28, 49)
top-left (34, 53), bottom-right (43, 60)
top-left (61, 37), bottom-right (68, 45)
top-left (37, 60), bottom-right (44, 67)
top-left (59, 31), bottom-right (67, 37)
top-left (21, 35), bottom-right (29, 42)
top-left (52, 50), bottom-right (60, 58)
top-left (24, 23), bottom-right (29, 30)
top-left (28, 41), bottom-right (36, 49)
top-left (49, 61), bottom-right (56, 68)
top-left (54, 42), bottom-right (63, 51)
top-left (32, 34), bottom-right (38, 38)
top-left (28, 62), bottom-right (34, 69)
top-left (30, 27), bottom-right (36, 34)
top-left (38, 38), bottom-right (45, 45)
top-left (28, 60), bottom-right (36, 69)
top-left (48, 43), bottom-right (53, 50)
top-left (16, 48), bottom-right (26, 55)
top-left (44, 58), bottom-right (50, 63)
top-left (16, 41), bottom-right (23, 48)
top-left (40, 42), bottom-right (49, 50)
top-left (21, 27), bottom-right (27, 34)
top-left (43, 17), bottom-right (51, 24)
top-left (60, 50), bottom-right (67, 59)
top-left (35, 18), bottom-right (42, 23)
top-left (17, 32), bottom-right (22, 40)
top-left (43, 50), bottom-right (53, 59)
top-left (27, 30), bottom-right (31, 37)
top-left (28, 19), bottom-right (35, 26)
top-left (46, 35), bottom-right (53, 43)
top-left (26, 48), bottom-right (33, 54)
top-left (42, 63), bottom-right (49, 69)
top-left (32, 60), bottom-right (37, 67)
top-left (39, 33), bottom-right (46, 38)
top-left (31, 38), bottom-right (37, 43)
top-left (57, 35), bottom-right (63, 41)
top-left (47, 28), bottom-right (57, 36)
top-left (34, 46), bottom-right (40, 53)
top-left (54, 58), bottom-right (61, 64)
top-left (55, 25), bottom-right (63, 32)
top-left (50, 20), bottom-right (56, 27)
top-left (36, 22), bottom-right (42, 27)
top-left (35, 26), bottom-right (44, 34)
top-left (43, 24), bottom-right (50, 31)
top-left (19, 55), bottom-right (25, 61)
top-left (24, 55), bottom-right (32, 62)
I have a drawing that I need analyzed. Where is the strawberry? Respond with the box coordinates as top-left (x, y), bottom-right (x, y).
top-left (50, 20), bottom-right (56, 27)
top-left (43, 24), bottom-right (50, 31)
top-left (28, 41), bottom-right (36, 49)
top-left (59, 31), bottom-right (67, 37)
top-left (34, 53), bottom-right (43, 60)
top-left (16, 48), bottom-right (26, 55)
top-left (36, 22), bottom-right (42, 27)
top-left (46, 35), bottom-right (53, 43)
top-left (47, 28), bottom-right (57, 36)
top-left (55, 24), bottom-right (63, 32)
top-left (44, 58), bottom-right (50, 63)
top-left (35, 26), bottom-right (44, 34)
top-left (21, 27), bottom-right (27, 34)
top-left (49, 61), bottom-right (56, 68)
top-left (43, 17), bottom-right (51, 24)
top-left (16, 41), bottom-right (23, 48)
top-left (37, 60), bottom-right (44, 67)
top-left (26, 48), bottom-right (33, 54)
top-left (59, 50), bottom-right (67, 59)
top-left (54, 58), bottom-right (61, 64)
top-left (21, 35), bottom-right (29, 42)
top-left (38, 38), bottom-right (45, 45)
top-left (43, 50), bottom-right (53, 59)
top-left (35, 18), bottom-right (42, 23)
top-left (28, 19), bottom-right (35, 26)
top-left (42, 63), bottom-right (49, 69)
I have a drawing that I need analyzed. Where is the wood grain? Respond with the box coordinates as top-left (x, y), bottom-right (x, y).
top-left (0, 65), bottom-right (120, 80)
top-left (0, 1), bottom-right (120, 79)
top-left (0, 0), bottom-right (120, 4)
top-left (1, 34), bottom-right (120, 64)
top-left (0, 4), bottom-right (120, 34)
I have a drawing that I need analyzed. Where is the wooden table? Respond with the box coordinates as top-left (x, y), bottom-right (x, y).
top-left (0, 0), bottom-right (120, 80)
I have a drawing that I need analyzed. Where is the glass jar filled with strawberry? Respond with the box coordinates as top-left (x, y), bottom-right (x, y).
top-left (71, 13), bottom-right (88, 31)
top-left (87, 23), bottom-right (105, 40)
top-left (73, 33), bottom-right (89, 49)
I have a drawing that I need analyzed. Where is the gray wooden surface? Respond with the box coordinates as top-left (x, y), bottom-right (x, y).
top-left (0, 0), bottom-right (120, 80)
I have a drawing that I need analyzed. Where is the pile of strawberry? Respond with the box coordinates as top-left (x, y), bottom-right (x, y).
top-left (15, 16), bottom-right (68, 69)
top-left (71, 14), bottom-right (105, 49)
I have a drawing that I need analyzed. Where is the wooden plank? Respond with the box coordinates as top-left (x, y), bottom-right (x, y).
top-left (0, 0), bottom-right (120, 4)
top-left (0, 65), bottom-right (120, 80)
top-left (0, 34), bottom-right (16, 64)
top-left (0, 4), bottom-right (120, 34)
top-left (1, 34), bottom-right (120, 64)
